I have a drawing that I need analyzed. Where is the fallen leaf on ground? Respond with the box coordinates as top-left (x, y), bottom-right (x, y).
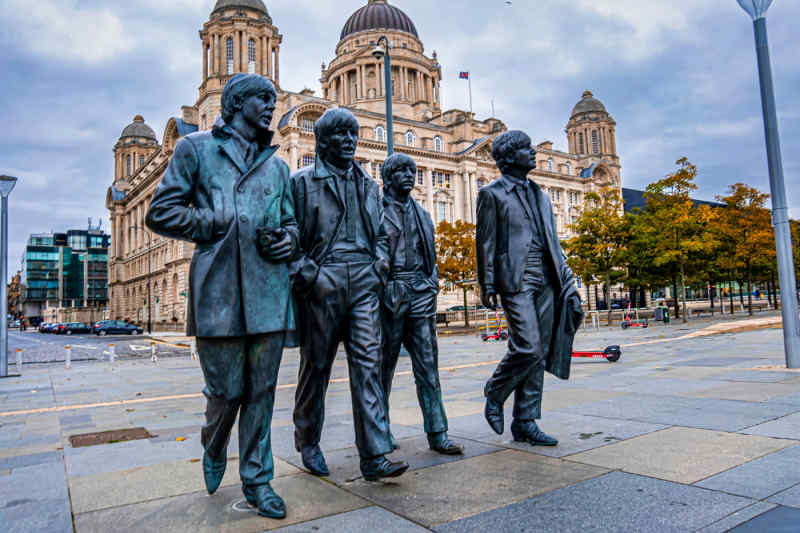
top-left (176, 437), bottom-right (186, 442)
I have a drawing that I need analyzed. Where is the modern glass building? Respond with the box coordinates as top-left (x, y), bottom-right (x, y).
top-left (21, 229), bottom-right (110, 323)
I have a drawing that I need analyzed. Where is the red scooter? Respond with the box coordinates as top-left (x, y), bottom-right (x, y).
top-left (481, 311), bottom-right (509, 342)
top-left (621, 303), bottom-right (648, 330)
top-left (572, 345), bottom-right (622, 363)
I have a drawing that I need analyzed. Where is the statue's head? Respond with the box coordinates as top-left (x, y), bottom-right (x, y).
top-left (221, 74), bottom-right (277, 135)
top-left (382, 153), bottom-right (417, 198)
top-left (492, 130), bottom-right (536, 175)
top-left (315, 108), bottom-right (359, 168)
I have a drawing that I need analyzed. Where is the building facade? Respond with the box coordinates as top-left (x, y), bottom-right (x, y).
top-left (107, 0), bottom-right (624, 324)
top-left (20, 229), bottom-right (110, 324)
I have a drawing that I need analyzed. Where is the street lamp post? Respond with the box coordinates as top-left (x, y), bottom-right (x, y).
top-left (130, 226), bottom-right (152, 335)
top-left (0, 175), bottom-right (18, 378)
top-left (737, 0), bottom-right (800, 368)
top-left (372, 37), bottom-right (394, 155)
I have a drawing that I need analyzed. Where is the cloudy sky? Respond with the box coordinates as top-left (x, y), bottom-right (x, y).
top-left (1, 0), bottom-right (798, 278)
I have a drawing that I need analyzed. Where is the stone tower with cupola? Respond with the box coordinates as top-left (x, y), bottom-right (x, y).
top-left (566, 90), bottom-right (618, 162)
top-left (320, 0), bottom-right (443, 125)
top-left (196, 0), bottom-right (283, 131)
top-left (112, 115), bottom-right (159, 190)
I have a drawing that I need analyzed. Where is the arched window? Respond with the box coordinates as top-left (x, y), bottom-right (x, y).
top-left (248, 39), bottom-right (256, 74)
top-left (434, 136), bottom-right (443, 153)
top-left (226, 37), bottom-right (234, 74)
top-left (578, 133), bottom-right (585, 154)
top-left (301, 117), bottom-right (314, 133)
top-left (566, 162), bottom-right (572, 175)
top-left (592, 130), bottom-right (600, 154)
top-left (548, 158), bottom-right (554, 172)
top-left (375, 125), bottom-right (386, 143)
top-left (406, 130), bottom-right (416, 147)
top-left (126, 155), bottom-right (131, 176)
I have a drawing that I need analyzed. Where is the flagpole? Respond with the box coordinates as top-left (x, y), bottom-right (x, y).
top-left (468, 75), bottom-right (473, 115)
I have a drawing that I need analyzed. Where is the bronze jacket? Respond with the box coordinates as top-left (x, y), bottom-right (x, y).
top-left (145, 121), bottom-right (298, 340)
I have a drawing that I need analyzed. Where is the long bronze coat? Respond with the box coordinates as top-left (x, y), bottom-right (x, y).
top-left (145, 121), bottom-right (298, 339)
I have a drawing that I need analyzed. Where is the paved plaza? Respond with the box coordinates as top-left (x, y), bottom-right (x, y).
top-left (2, 316), bottom-right (800, 532)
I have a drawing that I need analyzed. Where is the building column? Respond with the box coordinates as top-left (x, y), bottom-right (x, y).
top-left (266, 37), bottom-right (272, 78)
top-left (289, 141), bottom-right (298, 172)
top-left (454, 173), bottom-right (464, 221)
top-left (470, 173), bottom-right (479, 222)
top-left (463, 173), bottom-right (472, 223)
top-left (400, 67), bottom-right (407, 100)
top-left (211, 34), bottom-right (217, 75)
top-left (359, 64), bottom-right (365, 99)
top-left (426, 171), bottom-right (434, 214)
top-left (241, 32), bottom-right (248, 71)
top-left (378, 61), bottom-right (384, 96)
top-left (233, 32), bottom-right (240, 74)
top-left (273, 46), bottom-right (279, 86)
top-left (203, 40), bottom-right (208, 80)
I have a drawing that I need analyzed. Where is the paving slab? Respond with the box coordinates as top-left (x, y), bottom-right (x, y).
top-left (695, 502), bottom-right (778, 533)
top-left (447, 411), bottom-right (669, 458)
top-left (568, 427), bottom-right (794, 484)
top-left (768, 483), bottom-right (800, 508)
top-left (695, 445), bottom-right (800, 499)
top-left (0, 463), bottom-right (72, 533)
top-left (69, 456), bottom-right (301, 514)
top-left (0, 450), bottom-right (62, 470)
top-left (716, 370), bottom-right (798, 383)
top-left (74, 473), bottom-right (369, 533)
top-left (685, 382), bottom-right (800, 404)
top-left (317, 434), bottom-right (503, 484)
top-left (740, 412), bottom-right (800, 440)
top-left (559, 393), bottom-right (798, 432)
top-left (434, 471), bottom-right (755, 533)
top-left (273, 506), bottom-right (432, 532)
top-left (342, 450), bottom-right (607, 527)
top-left (728, 505), bottom-right (800, 532)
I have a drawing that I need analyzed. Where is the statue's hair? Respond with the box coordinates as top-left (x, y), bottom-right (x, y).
top-left (314, 108), bottom-right (360, 153)
top-left (381, 153), bottom-right (417, 192)
top-left (221, 74), bottom-right (277, 124)
top-left (491, 130), bottom-right (532, 171)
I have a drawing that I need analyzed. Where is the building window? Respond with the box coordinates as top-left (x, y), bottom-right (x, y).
top-left (578, 133), bottom-right (584, 154)
top-left (550, 189), bottom-right (556, 203)
top-left (444, 173), bottom-right (451, 188)
top-left (301, 118), bottom-right (314, 133)
top-left (592, 130), bottom-right (599, 154)
top-left (437, 172), bottom-right (444, 187)
top-left (406, 130), bottom-right (416, 147)
top-left (139, 155), bottom-right (145, 168)
top-left (417, 169), bottom-right (424, 186)
top-left (556, 190), bottom-right (561, 202)
top-left (302, 155), bottom-right (315, 167)
top-left (434, 136), bottom-right (443, 153)
top-left (126, 155), bottom-right (131, 176)
top-left (566, 162), bottom-right (572, 175)
top-left (548, 158), bottom-right (554, 172)
top-left (248, 39), bottom-right (256, 74)
top-left (437, 201), bottom-right (446, 223)
top-left (226, 37), bottom-right (234, 74)
top-left (375, 125), bottom-right (386, 143)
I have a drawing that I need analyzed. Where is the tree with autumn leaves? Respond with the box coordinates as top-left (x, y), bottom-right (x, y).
top-left (435, 220), bottom-right (477, 326)
top-left (562, 187), bottom-right (630, 323)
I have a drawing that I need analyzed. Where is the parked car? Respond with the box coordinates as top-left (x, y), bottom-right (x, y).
top-left (38, 322), bottom-right (51, 333)
top-left (93, 320), bottom-right (143, 336)
top-left (46, 323), bottom-right (62, 333)
top-left (10, 320), bottom-right (20, 328)
top-left (58, 322), bottom-right (91, 335)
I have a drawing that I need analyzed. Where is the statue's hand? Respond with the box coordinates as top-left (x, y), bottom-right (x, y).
top-left (481, 289), bottom-right (498, 311)
top-left (266, 231), bottom-right (293, 262)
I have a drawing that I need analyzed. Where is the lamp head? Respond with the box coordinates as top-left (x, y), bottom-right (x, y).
top-left (371, 46), bottom-right (385, 61)
top-left (737, 0), bottom-right (773, 20)
top-left (0, 175), bottom-right (18, 198)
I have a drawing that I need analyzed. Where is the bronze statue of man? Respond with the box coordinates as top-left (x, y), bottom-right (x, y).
top-left (146, 74), bottom-right (295, 518)
top-left (476, 130), bottom-right (584, 446)
top-left (379, 153), bottom-right (463, 455)
top-left (290, 108), bottom-right (409, 481)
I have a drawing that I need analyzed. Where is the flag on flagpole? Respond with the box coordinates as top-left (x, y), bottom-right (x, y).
top-left (459, 71), bottom-right (470, 79)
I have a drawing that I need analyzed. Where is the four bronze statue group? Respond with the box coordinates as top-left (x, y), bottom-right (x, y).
top-left (146, 74), bottom-right (584, 519)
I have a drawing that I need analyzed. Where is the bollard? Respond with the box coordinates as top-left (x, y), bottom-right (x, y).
top-left (150, 342), bottom-right (158, 363)
top-left (16, 349), bottom-right (22, 374)
top-left (109, 344), bottom-right (115, 363)
top-left (65, 345), bottom-right (71, 369)
top-left (190, 339), bottom-right (198, 361)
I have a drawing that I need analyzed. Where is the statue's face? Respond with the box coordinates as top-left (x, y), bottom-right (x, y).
top-left (240, 92), bottom-right (276, 134)
top-left (507, 141), bottom-right (537, 173)
top-left (388, 162), bottom-right (416, 197)
top-left (320, 123), bottom-right (358, 167)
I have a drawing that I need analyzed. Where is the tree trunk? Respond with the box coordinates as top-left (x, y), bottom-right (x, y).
top-left (771, 270), bottom-right (778, 309)
top-left (672, 276), bottom-right (680, 320)
top-left (605, 269), bottom-right (613, 326)
top-left (679, 260), bottom-right (688, 323)
top-left (709, 280), bottom-right (715, 311)
top-left (747, 261), bottom-right (753, 316)
top-left (728, 276), bottom-right (735, 315)
top-left (462, 286), bottom-right (470, 327)
top-left (739, 281), bottom-right (745, 306)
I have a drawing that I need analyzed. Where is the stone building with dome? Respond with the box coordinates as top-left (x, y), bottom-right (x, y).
top-left (106, 0), bottom-right (624, 325)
